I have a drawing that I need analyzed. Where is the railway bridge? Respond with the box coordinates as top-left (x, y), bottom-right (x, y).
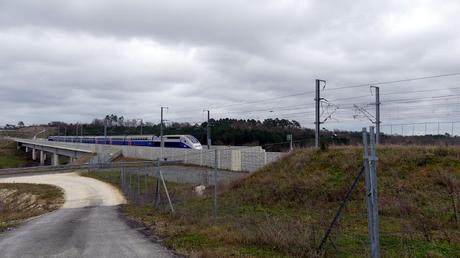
top-left (11, 137), bottom-right (95, 165)
top-left (9, 137), bottom-right (283, 172)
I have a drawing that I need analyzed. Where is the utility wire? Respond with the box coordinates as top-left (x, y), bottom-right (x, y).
top-left (172, 72), bottom-right (460, 114)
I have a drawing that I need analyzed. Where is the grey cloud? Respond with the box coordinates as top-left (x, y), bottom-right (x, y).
top-left (1, 0), bottom-right (460, 132)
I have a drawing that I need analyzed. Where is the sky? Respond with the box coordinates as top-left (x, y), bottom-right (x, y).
top-left (1, 0), bottom-right (460, 134)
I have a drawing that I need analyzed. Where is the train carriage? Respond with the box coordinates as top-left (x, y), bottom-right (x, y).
top-left (48, 134), bottom-right (202, 150)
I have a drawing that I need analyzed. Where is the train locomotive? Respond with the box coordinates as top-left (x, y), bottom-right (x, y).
top-left (48, 134), bottom-right (202, 150)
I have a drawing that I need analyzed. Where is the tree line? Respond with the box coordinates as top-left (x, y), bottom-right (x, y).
top-left (46, 115), bottom-right (359, 151)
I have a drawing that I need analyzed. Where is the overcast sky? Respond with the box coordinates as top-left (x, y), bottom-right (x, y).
top-left (1, 0), bottom-right (460, 134)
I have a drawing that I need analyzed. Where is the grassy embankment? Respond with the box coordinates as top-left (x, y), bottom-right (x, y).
top-left (0, 183), bottom-right (64, 231)
top-left (83, 146), bottom-right (460, 257)
top-left (0, 127), bottom-right (55, 168)
top-left (0, 140), bottom-right (27, 169)
top-left (1, 128), bottom-right (64, 231)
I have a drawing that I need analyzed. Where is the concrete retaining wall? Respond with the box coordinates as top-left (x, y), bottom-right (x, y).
top-left (93, 145), bottom-right (285, 172)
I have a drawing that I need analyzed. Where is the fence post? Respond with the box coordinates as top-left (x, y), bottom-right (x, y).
top-left (144, 166), bottom-right (148, 198)
top-left (363, 126), bottom-right (381, 258)
top-left (213, 149), bottom-right (219, 223)
top-left (363, 127), bottom-right (376, 257)
top-left (369, 126), bottom-right (380, 258)
top-left (129, 172), bottom-right (132, 200)
top-left (159, 168), bottom-right (174, 214)
top-left (154, 159), bottom-right (161, 207)
top-left (137, 173), bottom-right (141, 201)
top-left (200, 148), bottom-right (203, 166)
top-left (121, 166), bottom-right (124, 191)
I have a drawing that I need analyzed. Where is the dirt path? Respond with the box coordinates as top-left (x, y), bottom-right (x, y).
top-left (0, 173), bottom-right (175, 258)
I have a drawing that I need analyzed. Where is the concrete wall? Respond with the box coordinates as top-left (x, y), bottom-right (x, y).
top-left (15, 138), bottom-right (285, 172)
top-left (93, 144), bottom-right (284, 172)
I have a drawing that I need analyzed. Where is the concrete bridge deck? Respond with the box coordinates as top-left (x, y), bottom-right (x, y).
top-left (10, 137), bottom-right (95, 166)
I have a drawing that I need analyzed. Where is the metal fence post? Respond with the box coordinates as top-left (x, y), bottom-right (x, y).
top-left (121, 166), bottom-right (124, 191)
top-left (159, 167), bottom-right (174, 214)
top-left (362, 127), bottom-right (375, 257)
top-left (144, 167), bottom-right (148, 198)
top-left (128, 172), bottom-right (132, 200)
top-left (200, 148), bottom-right (203, 166)
top-left (369, 126), bottom-right (380, 258)
top-left (213, 149), bottom-right (219, 223)
top-left (137, 173), bottom-right (141, 202)
top-left (154, 159), bottom-right (161, 207)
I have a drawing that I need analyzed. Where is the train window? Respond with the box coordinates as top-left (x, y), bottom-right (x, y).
top-left (167, 136), bottom-right (180, 139)
top-left (187, 135), bottom-right (199, 143)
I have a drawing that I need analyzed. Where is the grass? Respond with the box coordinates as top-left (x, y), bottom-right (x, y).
top-left (83, 146), bottom-right (460, 257)
top-left (0, 140), bottom-right (28, 169)
top-left (0, 183), bottom-right (64, 231)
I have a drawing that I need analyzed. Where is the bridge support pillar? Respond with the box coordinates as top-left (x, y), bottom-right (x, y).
top-left (25, 146), bottom-right (29, 152)
top-left (52, 151), bottom-right (59, 166)
top-left (16, 142), bottom-right (20, 150)
top-left (32, 148), bottom-right (37, 160)
top-left (40, 150), bottom-right (45, 165)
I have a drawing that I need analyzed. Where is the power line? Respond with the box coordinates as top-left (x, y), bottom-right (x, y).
top-left (327, 86), bottom-right (460, 103)
top-left (172, 72), bottom-right (460, 115)
top-left (326, 72), bottom-right (460, 91)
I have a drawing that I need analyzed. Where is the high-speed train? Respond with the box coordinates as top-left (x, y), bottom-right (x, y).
top-left (48, 134), bottom-right (202, 150)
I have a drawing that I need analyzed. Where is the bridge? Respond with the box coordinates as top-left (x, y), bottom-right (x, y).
top-left (11, 137), bottom-right (95, 165)
top-left (10, 137), bottom-right (283, 172)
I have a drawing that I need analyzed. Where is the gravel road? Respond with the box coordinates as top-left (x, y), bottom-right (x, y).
top-left (0, 173), bottom-right (175, 258)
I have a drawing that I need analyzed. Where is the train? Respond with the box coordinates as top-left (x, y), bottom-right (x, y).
top-left (47, 134), bottom-right (203, 150)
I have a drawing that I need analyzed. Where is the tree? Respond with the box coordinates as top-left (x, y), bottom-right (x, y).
top-left (17, 121), bottom-right (25, 127)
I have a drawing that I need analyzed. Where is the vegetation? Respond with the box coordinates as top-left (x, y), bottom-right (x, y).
top-left (47, 115), bottom-right (460, 151)
top-left (0, 127), bottom-right (57, 168)
top-left (0, 183), bottom-right (64, 231)
top-left (48, 116), bottom-right (355, 151)
top-left (0, 140), bottom-right (27, 169)
top-left (85, 146), bottom-right (460, 257)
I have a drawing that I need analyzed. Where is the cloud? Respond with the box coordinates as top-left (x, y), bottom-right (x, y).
top-left (0, 0), bottom-right (460, 134)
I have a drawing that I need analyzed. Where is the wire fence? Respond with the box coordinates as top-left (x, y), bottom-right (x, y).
top-left (5, 131), bottom-right (460, 256)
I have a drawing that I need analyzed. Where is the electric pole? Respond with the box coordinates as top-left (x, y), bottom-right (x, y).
top-left (160, 107), bottom-right (168, 158)
top-left (140, 119), bottom-right (143, 135)
top-left (371, 86), bottom-right (381, 145)
top-left (104, 116), bottom-right (107, 143)
top-left (315, 79), bottom-right (326, 148)
top-left (204, 110), bottom-right (211, 149)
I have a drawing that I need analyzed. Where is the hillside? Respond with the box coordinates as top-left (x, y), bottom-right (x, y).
top-left (120, 146), bottom-right (460, 257)
top-left (0, 183), bottom-right (64, 231)
top-left (0, 140), bottom-right (27, 169)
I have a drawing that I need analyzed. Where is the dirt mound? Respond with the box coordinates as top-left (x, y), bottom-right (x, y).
top-left (0, 183), bottom-right (64, 231)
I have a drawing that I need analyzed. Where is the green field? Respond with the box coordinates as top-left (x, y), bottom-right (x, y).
top-left (84, 146), bottom-right (460, 257)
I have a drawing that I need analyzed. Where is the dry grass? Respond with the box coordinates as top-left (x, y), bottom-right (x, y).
top-left (0, 183), bottom-right (64, 231)
top-left (0, 126), bottom-right (55, 139)
top-left (90, 146), bottom-right (460, 257)
top-left (112, 156), bottom-right (150, 162)
top-left (0, 140), bottom-right (27, 169)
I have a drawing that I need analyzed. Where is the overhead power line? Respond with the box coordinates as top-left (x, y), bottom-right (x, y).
top-left (171, 72), bottom-right (460, 115)
top-left (326, 72), bottom-right (460, 91)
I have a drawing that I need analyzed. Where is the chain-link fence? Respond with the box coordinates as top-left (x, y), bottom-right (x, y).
top-left (84, 153), bottom-right (248, 212)
top-left (79, 141), bottom-right (460, 257)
